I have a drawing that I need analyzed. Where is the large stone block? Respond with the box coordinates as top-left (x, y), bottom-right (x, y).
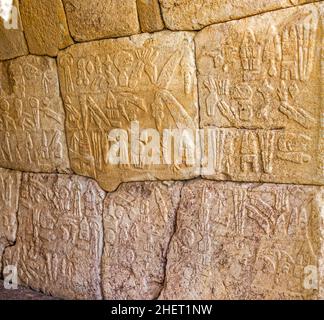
top-left (137, 0), bottom-right (164, 33)
top-left (3, 173), bottom-right (105, 299)
top-left (0, 55), bottom-right (70, 173)
top-left (102, 181), bottom-right (182, 299)
top-left (58, 31), bottom-right (199, 192)
top-left (196, 3), bottom-right (324, 185)
top-left (62, 0), bottom-right (140, 42)
top-left (20, 0), bottom-right (73, 56)
top-left (160, 179), bottom-right (324, 300)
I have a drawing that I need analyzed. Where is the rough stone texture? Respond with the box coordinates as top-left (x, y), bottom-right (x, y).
top-left (0, 169), bottom-right (21, 270)
top-left (137, 0), bottom-right (164, 33)
top-left (159, 0), bottom-right (316, 31)
top-left (160, 179), bottom-right (323, 300)
top-left (0, 55), bottom-right (70, 173)
top-left (19, 0), bottom-right (73, 57)
top-left (0, 0), bottom-right (28, 60)
top-left (102, 181), bottom-right (182, 299)
top-left (58, 31), bottom-right (199, 192)
top-left (62, 0), bottom-right (140, 42)
top-left (3, 173), bottom-right (105, 300)
top-left (196, 3), bottom-right (324, 185)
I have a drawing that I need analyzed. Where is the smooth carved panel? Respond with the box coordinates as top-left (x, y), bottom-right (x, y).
top-left (196, 3), bottom-right (324, 185)
top-left (0, 55), bottom-right (70, 173)
top-left (137, 0), bottom-right (165, 33)
top-left (58, 31), bottom-right (199, 192)
top-left (0, 168), bottom-right (21, 269)
top-left (3, 173), bottom-right (105, 299)
top-left (159, 0), bottom-right (315, 30)
top-left (0, 0), bottom-right (28, 60)
top-left (20, 0), bottom-right (73, 56)
top-left (160, 179), bottom-right (323, 300)
top-left (102, 181), bottom-right (182, 299)
top-left (62, 0), bottom-right (140, 42)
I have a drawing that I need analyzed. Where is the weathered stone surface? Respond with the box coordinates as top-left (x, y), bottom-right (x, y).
top-left (0, 168), bottom-right (21, 270)
top-left (196, 3), bottom-right (324, 185)
top-left (159, 0), bottom-right (315, 30)
top-left (19, 0), bottom-right (73, 57)
top-left (102, 181), bottom-right (182, 299)
top-left (62, 0), bottom-right (140, 42)
top-left (0, 55), bottom-right (70, 173)
top-left (137, 0), bottom-right (164, 33)
top-left (160, 179), bottom-right (323, 300)
top-left (58, 31), bottom-right (199, 192)
top-left (0, 0), bottom-right (28, 60)
top-left (3, 173), bottom-right (105, 299)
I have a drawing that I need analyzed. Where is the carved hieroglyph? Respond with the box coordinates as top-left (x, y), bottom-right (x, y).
top-left (19, 0), bottom-right (73, 56)
top-left (3, 173), bottom-right (105, 299)
top-left (137, 0), bottom-right (164, 33)
top-left (0, 55), bottom-right (70, 173)
top-left (0, 0), bottom-right (28, 60)
top-left (196, 3), bottom-right (324, 185)
top-left (58, 31), bottom-right (199, 192)
top-left (62, 0), bottom-right (140, 42)
top-left (159, 0), bottom-right (315, 30)
top-left (0, 168), bottom-right (21, 270)
top-left (160, 179), bottom-right (324, 300)
top-left (102, 181), bottom-right (182, 299)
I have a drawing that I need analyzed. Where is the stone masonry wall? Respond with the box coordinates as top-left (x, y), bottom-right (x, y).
top-left (0, 0), bottom-right (324, 299)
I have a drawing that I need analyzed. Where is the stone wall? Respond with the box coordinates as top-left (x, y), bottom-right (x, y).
top-left (0, 0), bottom-right (324, 300)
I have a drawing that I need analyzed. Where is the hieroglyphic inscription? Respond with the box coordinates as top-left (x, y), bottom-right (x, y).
top-left (0, 55), bottom-right (70, 173)
top-left (3, 173), bottom-right (105, 299)
top-left (196, 3), bottom-right (324, 185)
top-left (102, 181), bottom-right (182, 299)
top-left (58, 31), bottom-right (199, 192)
top-left (0, 168), bottom-right (21, 269)
top-left (160, 179), bottom-right (323, 300)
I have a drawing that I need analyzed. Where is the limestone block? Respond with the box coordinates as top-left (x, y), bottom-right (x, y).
top-left (195, 3), bottom-right (324, 185)
top-left (159, 0), bottom-right (315, 30)
top-left (0, 0), bottom-right (28, 60)
top-left (58, 31), bottom-right (199, 192)
top-left (137, 0), bottom-right (164, 33)
top-left (3, 173), bottom-right (105, 299)
top-left (0, 168), bottom-right (21, 270)
top-left (62, 0), bottom-right (140, 42)
top-left (102, 181), bottom-right (182, 299)
top-left (0, 55), bottom-right (70, 173)
top-left (19, 0), bottom-right (73, 57)
top-left (160, 179), bottom-right (324, 300)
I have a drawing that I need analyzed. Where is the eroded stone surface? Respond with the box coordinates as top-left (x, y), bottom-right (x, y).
top-left (160, 179), bottom-right (323, 300)
top-left (20, 0), bottom-right (73, 56)
top-left (102, 181), bottom-right (182, 299)
top-left (0, 0), bottom-right (28, 60)
top-left (62, 0), bottom-right (140, 42)
top-left (196, 3), bottom-right (324, 185)
top-left (159, 0), bottom-right (315, 30)
top-left (137, 0), bottom-right (164, 33)
top-left (0, 168), bottom-right (21, 270)
top-left (3, 173), bottom-right (105, 299)
top-left (0, 55), bottom-right (70, 173)
top-left (58, 31), bottom-right (199, 192)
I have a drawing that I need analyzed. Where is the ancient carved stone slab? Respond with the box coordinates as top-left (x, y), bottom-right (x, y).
top-left (159, 0), bottom-right (315, 30)
top-left (0, 168), bottom-right (21, 270)
top-left (58, 31), bottom-right (199, 192)
top-left (20, 0), bottom-right (73, 57)
top-left (137, 0), bottom-right (164, 33)
top-left (102, 181), bottom-right (182, 299)
top-left (62, 0), bottom-right (140, 42)
top-left (3, 173), bottom-right (105, 299)
top-left (160, 179), bottom-right (323, 300)
top-left (0, 0), bottom-right (28, 60)
top-left (196, 3), bottom-right (324, 185)
top-left (0, 55), bottom-right (70, 173)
